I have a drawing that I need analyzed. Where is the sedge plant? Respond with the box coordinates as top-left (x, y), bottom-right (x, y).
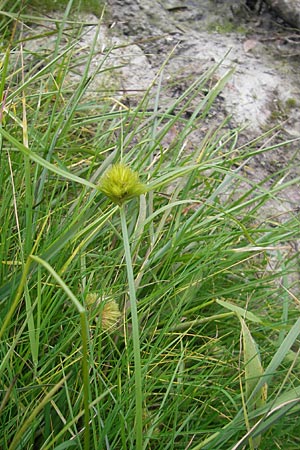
top-left (0, 2), bottom-right (300, 450)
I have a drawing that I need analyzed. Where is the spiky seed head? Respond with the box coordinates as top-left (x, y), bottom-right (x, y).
top-left (86, 293), bottom-right (121, 331)
top-left (98, 163), bottom-right (146, 205)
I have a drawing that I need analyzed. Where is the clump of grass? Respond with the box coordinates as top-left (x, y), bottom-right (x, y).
top-left (0, 2), bottom-right (300, 450)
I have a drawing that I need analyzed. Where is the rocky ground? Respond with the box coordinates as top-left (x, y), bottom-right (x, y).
top-left (106, 0), bottom-right (300, 135)
top-left (102, 0), bottom-right (300, 216)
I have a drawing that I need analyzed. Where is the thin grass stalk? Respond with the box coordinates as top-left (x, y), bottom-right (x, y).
top-left (7, 375), bottom-right (69, 450)
top-left (0, 301), bottom-right (36, 379)
top-left (0, 256), bottom-right (32, 341)
top-left (80, 311), bottom-right (90, 450)
top-left (24, 286), bottom-right (39, 372)
top-left (42, 391), bottom-right (113, 450)
top-left (167, 312), bottom-right (235, 332)
top-left (278, 251), bottom-right (289, 346)
top-left (119, 205), bottom-right (143, 450)
top-left (0, 375), bottom-right (17, 416)
top-left (20, 47), bottom-right (36, 367)
top-left (29, 254), bottom-right (90, 450)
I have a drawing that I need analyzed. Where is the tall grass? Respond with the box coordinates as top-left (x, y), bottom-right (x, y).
top-left (0, 2), bottom-right (300, 449)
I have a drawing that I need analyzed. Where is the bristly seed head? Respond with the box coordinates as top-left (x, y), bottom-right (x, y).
top-left (98, 163), bottom-right (146, 205)
top-left (86, 293), bottom-right (121, 331)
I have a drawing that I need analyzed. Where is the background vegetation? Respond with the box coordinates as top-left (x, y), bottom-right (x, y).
top-left (0, 1), bottom-right (300, 449)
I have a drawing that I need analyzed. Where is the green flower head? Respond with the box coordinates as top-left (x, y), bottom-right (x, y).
top-left (98, 163), bottom-right (146, 205)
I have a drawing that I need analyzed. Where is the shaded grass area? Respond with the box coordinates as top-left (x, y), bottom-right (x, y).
top-left (2, 0), bottom-right (104, 15)
top-left (0, 2), bottom-right (300, 449)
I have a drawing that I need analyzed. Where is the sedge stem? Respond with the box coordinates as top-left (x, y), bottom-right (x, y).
top-left (120, 205), bottom-right (143, 450)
